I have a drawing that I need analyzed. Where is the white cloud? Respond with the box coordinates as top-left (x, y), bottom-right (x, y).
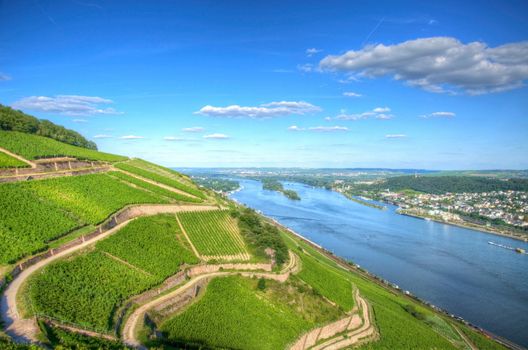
top-left (306, 48), bottom-right (322, 57)
top-left (373, 107), bottom-right (390, 113)
top-left (327, 107), bottom-right (394, 121)
top-left (182, 126), bottom-right (205, 133)
top-left (164, 136), bottom-right (184, 141)
top-left (287, 125), bottom-right (349, 132)
top-left (320, 37), bottom-right (528, 94)
top-left (72, 119), bottom-right (88, 123)
top-left (297, 63), bottom-right (315, 73)
top-left (385, 134), bottom-right (407, 138)
top-left (420, 111), bottom-right (456, 118)
top-left (93, 134), bottom-right (113, 139)
top-left (12, 95), bottom-right (123, 116)
top-left (0, 73), bottom-right (11, 81)
top-left (203, 133), bottom-right (230, 139)
top-left (343, 92), bottom-right (362, 97)
top-left (120, 135), bottom-right (144, 140)
top-left (196, 101), bottom-right (321, 119)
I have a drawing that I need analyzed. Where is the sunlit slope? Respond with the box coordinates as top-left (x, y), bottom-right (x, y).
top-left (26, 215), bottom-right (199, 332)
top-left (0, 130), bottom-right (127, 162)
top-left (0, 151), bottom-right (27, 168)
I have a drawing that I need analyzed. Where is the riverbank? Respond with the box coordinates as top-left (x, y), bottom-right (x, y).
top-left (397, 209), bottom-right (528, 243)
top-left (259, 210), bottom-right (521, 350)
top-left (340, 192), bottom-right (386, 210)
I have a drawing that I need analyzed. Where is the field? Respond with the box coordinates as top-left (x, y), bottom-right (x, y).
top-left (28, 250), bottom-right (157, 332)
top-left (0, 182), bottom-right (80, 263)
top-left (0, 173), bottom-right (169, 264)
top-left (0, 151), bottom-right (27, 168)
top-left (115, 159), bottom-right (205, 199)
top-left (0, 130), bottom-right (127, 162)
top-left (107, 171), bottom-right (202, 203)
top-left (158, 276), bottom-right (341, 350)
top-left (177, 210), bottom-right (248, 258)
top-left (297, 252), bottom-right (355, 310)
top-left (96, 214), bottom-right (199, 279)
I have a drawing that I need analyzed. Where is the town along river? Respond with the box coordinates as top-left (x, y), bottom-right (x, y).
top-left (229, 179), bottom-right (528, 347)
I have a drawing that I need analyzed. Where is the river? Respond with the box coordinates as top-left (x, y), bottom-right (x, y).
top-left (229, 179), bottom-right (528, 347)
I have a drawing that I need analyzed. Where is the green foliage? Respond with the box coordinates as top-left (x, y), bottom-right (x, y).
top-left (0, 335), bottom-right (43, 349)
top-left (257, 278), bottom-right (266, 291)
top-left (97, 214), bottom-right (199, 279)
top-left (262, 178), bottom-right (300, 200)
top-left (0, 104), bottom-right (96, 149)
top-left (0, 182), bottom-right (79, 263)
top-left (178, 210), bottom-right (248, 257)
top-left (0, 150), bottom-right (28, 168)
top-left (0, 173), bottom-right (168, 264)
top-left (358, 175), bottom-right (528, 194)
top-left (115, 161), bottom-right (205, 199)
top-left (458, 325), bottom-right (509, 350)
top-left (29, 250), bottom-right (157, 332)
top-left (159, 276), bottom-right (316, 350)
top-left (235, 208), bottom-right (289, 265)
top-left (297, 253), bottom-right (354, 311)
top-left (26, 173), bottom-right (168, 224)
top-left (40, 321), bottom-right (129, 350)
top-left (108, 171), bottom-right (202, 203)
top-left (0, 130), bottom-right (126, 161)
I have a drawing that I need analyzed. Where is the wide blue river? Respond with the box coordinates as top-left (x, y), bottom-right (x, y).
top-left (229, 179), bottom-right (528, 347)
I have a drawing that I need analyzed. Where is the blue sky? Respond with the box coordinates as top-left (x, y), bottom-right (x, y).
top-left (1, 0), bottom-right (527, 169)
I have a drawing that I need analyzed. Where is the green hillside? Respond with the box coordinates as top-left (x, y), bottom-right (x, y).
top-left (0, 151), bottom-right (27, 168)
top-left (0, 130), bottom-right (126, 162)
top-left (0, 132), bottom-right (509, 350)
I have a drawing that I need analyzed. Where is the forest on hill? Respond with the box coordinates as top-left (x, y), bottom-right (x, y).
top-left (359, 175), bottom-right (528, 194)
top-left (0, 104), bottom-right (96, 150)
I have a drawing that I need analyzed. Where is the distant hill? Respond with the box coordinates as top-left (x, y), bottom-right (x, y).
top-left (366, 175), bottom-right (528, 194)
top-left (0, 104), bottom-right (96, 150)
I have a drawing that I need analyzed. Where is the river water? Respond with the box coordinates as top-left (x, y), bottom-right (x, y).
top-left (229, 179), bottom-right (528, 347)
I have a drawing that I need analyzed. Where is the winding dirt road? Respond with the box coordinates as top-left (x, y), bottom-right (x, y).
top-left (0, 204), bottom-right (219, 344)
top-left (122, 251), bottom-right (299, 349)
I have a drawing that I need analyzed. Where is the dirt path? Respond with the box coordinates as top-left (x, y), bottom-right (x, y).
top-left (289, 288), bottom-right (376, 350)
top-left (0, 204), bottom-right (218, 344)
top-left (122, 251), bottom-right (300, 349)
top-left (453, 324), bottom-right (478, 350)
top-left (0, 147), bottom-right (36, 168)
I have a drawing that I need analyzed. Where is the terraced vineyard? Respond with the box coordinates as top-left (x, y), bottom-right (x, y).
top-left (28, 250), bottom-right (157, 332)
top-left (0, 151), bottom-right (27, 168)
top-left (96, 214), bottom-right (199, 279)
top-left (157, 276), bottom-right (340, 350)
top-left (0, 173), bottom-right (169, 263)
top-left (0, 131), bottom-right (126, 162)
top-left (115, 159), bottom-right (205, 199)
top-left (177, 210), bottom-right (249, 259)
top-left (107, 171), bottom-right (202, 203)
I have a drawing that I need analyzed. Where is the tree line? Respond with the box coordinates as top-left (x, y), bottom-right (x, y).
top-left (0, 104), bottom-right (97, 150)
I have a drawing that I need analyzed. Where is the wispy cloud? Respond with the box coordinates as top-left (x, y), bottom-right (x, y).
top-left (164, 136), bottom-right (186, 141)
top-left (182, 126), bottom-right (205, 133)
top-left (288, 125), bottom-right (349, 132)
top-left (343, 92), bottom-right (362, 97)
top-left (12, 95), bottom-right (123, 116)
top-left (120, 135), bottom-right (144, 140)
top-left (320, 37), bottom-right (528, 94)
top-left (93, 134), bottom-right (113, 139)
top-left (420, 111), bottom-right (456, 118)
top-left (306, 48), bottom-right (322, 57)
top-left (0, 73), bottom-right (11, 81)
top-left (385, 134), bottom-right (407, 139)
top-left (297, 63), bottom-right (315, 73)
top-left (72, 119), bottom-right (88, 123)
top-left (326, 107), bottom-right (393, 121)
top-left (203, 133), bottom-right (230, 139)
top-left (196, 101), bottom-right (321, 119)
